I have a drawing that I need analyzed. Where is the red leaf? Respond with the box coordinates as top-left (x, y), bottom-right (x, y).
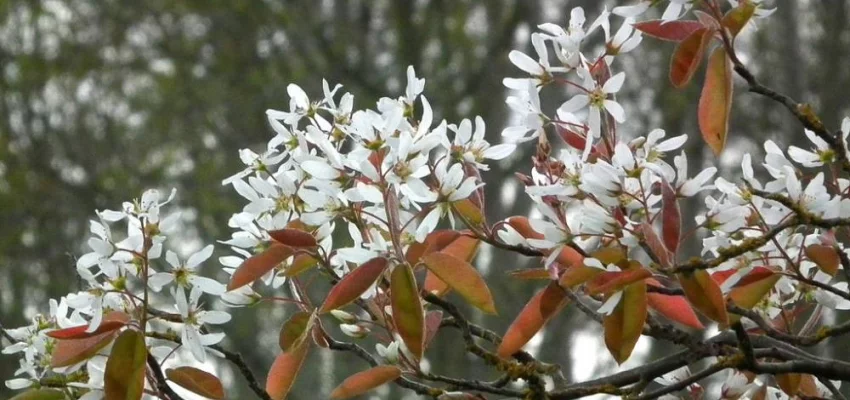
top-left (166, 367), bottom-right (225, 400)
top-left (661, 180), bottom-right (682, 255)
top-left (698, 46), bottom-right (733, 155)
top-left (678, 270), bottom-right (729, 327)
top-left (422, 252), bottom-right (496, 314)
top-left (104, 330), bottom-right (147, 400)
top-left (330, 366), bottom-right (402, 399)
top-left (641, 223), bottom-right (672, 269)
top-left (670, 27), bottom-right (713, 88)
top-left (282, 254), bottom-right (319, 277)
top-left (423, 271), bottom-right (451, 296)
top-left (497, 283), bottom-right (568, 358)
top-left (391, 263), bottom-right (425, 359)
top-left (555, 123), bottom-right (589, 152)
top-left (586, 267), bottom-right (652, 296)
top-left (268, 228), bottom-right (318, 248)
top-left (603, 281), bottom-right (647, 364)
top-left (646, 279), bottom-right (704, 329)
top-left (634, 20), bottom-right (706, 42)
top-left (506, 216), bottom-right (545, 240)
top-left (266, 345), bottom-right (309, 400)
top-left (46, 319), bottom-right (126, 340)
top-left (320, 257), bottom-right (388, 313)
top-left (228, 244), bottom-right (295, 291)
top-left (51, 312), bottom-right (130, 367)
top-left (424, 311), bottom-right (443, 350)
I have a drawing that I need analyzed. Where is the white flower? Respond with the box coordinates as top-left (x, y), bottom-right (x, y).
top-left (149, 245), bottom-right (225, 295)
top-left (788, 129), bottom-right (835, 167)
top-left (446, 117), bottom-right (516, 170)
top-left (376, 341), bottom-right (400, 364)
top-left (502, 80), bottom-right (546, 143)
top-left (175, 287), bottom-right (231, 362)
top-left (558, 67), bottom-right (626, 137)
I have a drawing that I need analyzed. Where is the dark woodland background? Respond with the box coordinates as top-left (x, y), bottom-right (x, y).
top-left (1, 0), bottom-right (848, 398)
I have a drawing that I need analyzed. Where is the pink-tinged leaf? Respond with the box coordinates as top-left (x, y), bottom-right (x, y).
top-left (283, 254), bottom-right (319, 277)
top-left (555, 246), bottom-right (586, 269)
top-left (391, 263), bottom-right (425, 360)
top-left (266, 345), bottom-right (309, 400)
top-left (228, 244), bottom-right (295, 291)
top-left (559, 264), bottom-right (603, 288)
top-left (698, 46), bottom-right (733, 155)
top-left (640, 223), bottom-right (672, 269)
top-left (776, 373), bottom-right (802, 397)
top-left (633, 20), bottom-right (706, 42)
top-left (728, 268), bottom-right (780, 310)
top-left (670, 27), bottom-right (713, 88)
top-left (603, 281), bottom-right (647, 364)
top-left (508, 268), bottom-right (552, 280)
top-left (806, 244), bottom-right (840, 276)
top-left (320, 257), bottom-right (388, 313)
top-left (104, 329), bottom-right (147, 400)
top-left (678, 270), bottom-right (729, 327)
top-left (330, 366), bottom-right (402, 399)
top-left (423, 271), bottom-right (451, 296)
top-left (506, 216), bottom-right (545, 240)
top-left (722, 2), bottom-right (756, 38)
top-left (424, 311), bottom-right (443, 350)
top-left (555, 123), bottom-right (589, 152)
top-left (166, 367), bottom-right (225, 400)
top-left (46, 319), bottom-right (126, 340)
top-left (646, 279), bottom-right (704, 329)
top-left (497, 283), bottom-right (568, 358)
top-left (279, 311), bottom-right (315, 352)
top-left (268, 228), bottom-right (318, 248)
top-left (9, 389), bottom-right (65, 400)
top-left (422, 252), bottom-right (497, 314)
top-left (51, 311), bottom-right (129, 367)
top-left (661, 180), bottom-right (682, 255)
top-left (586, 266), bottom-right (652, 296)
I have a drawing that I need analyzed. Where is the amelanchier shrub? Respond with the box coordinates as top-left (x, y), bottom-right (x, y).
top-left (3, 1), bottom-right (848, 399)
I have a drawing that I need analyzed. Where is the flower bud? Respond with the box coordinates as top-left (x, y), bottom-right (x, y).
top-left (330, 310), bottom-right (356, 324)
top-left (339, 324), bottom-right (369, 338)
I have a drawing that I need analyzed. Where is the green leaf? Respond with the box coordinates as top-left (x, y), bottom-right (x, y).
top-left (330, 366), bottom-right (402, 399)
top-left (670, 27), bottom-right (713, 88)
top-left (391, 263), bottom-right (425, 359)
top-left (698, 46), bottom-right (733, 155)
top-left (422, 252), bottom-right (496, 314)
top-left (320, 257), bottom-right (388, 313)
top-left (104, 329), bottom-right (147, 400)
top-left (166, 366), bottom-right (225, 400)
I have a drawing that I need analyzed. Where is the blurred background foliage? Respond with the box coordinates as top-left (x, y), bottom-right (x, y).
top-left (0, 0), bottom-right (847, 398)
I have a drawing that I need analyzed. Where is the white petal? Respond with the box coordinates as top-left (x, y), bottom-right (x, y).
top-left (558, 95), bottom-right (590, 113)
top-left (508, 50), bottom-right (544, 75)
top-left (603, 100), bottom-right (626, 122)
top-left (200, 310), bottom-right (232, 325)
top-left (187, 245), bottom-right (215, 268)
top-left (301, 160), bottom-right (340, 180)
top-left (602, 72), bottom-right (625, 93)
top-left (190, 276), bottom-right (227, 296)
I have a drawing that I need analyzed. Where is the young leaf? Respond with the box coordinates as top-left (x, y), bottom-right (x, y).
top-left (279, 311), bottom-right (315, 352)
top-left (678, 270), bottom-right (729, 327)
top-left (646, 279), bottom-right (704, 329)
top-left (268, 228), bottom-right (318, 248)
top-left (506, 216), bottom-right (545, 240)
top-left (508, 268), bottom-right (552, 280)
top-left (424, 310), bottom-right (443, 350)
top-left (698, 46), bottom-right (733, 155)
top-left (9, 389), bottom-right (65, 400)
top-left (51, 311), bottom-right (129, 367)
top-left (391, 263), bottom-right (425, 359)
top-left (46, 319), bottom-right (126, 340)
top-left (283, 254), bottom-right (319, 277)
top-left (640, 223), bottom-right (672, 269)
top-left (422, 252), bottom-right (497, 314)
top-left (603, 282), bottom-right (647, 364)
top-left (721, 2), bottom-right (757, 38)
top-left (555, 246), bottom-right (586, 269)
top-left (728, 268), bottom-right (780, 310)
top-left (497, 283), bottom-right (568, 358)
top-left (320, 257), bottom-right (388, 313)
top-left (558, 264), bottom-right (603, 288)
top-left (228, 244), bottom-right (295, 291)
top-left (423, 271), bottom-right (451, 296)
top-left (776, 373), bottom-right (802, 397)
top-left (633, 20), bottom-right (706, 42)
top-left (330, 366), bottom-right (402, 399)
top-left (661, 180), bottom-right (682, 255)
top-left (806, 244), bottom-right (840, 276)
top-left (266, 345), bottom-right (309, 400)
top-left (104, 329), bottom-right (147, 400)
top-left (670, 27), bottom-right (712, 88)
top-left (452, 199), bottom-right (485, 227)
top-left (166, 367), bottom-right (225, 400)
top-left (586, 267), bottom-right (652, 296)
